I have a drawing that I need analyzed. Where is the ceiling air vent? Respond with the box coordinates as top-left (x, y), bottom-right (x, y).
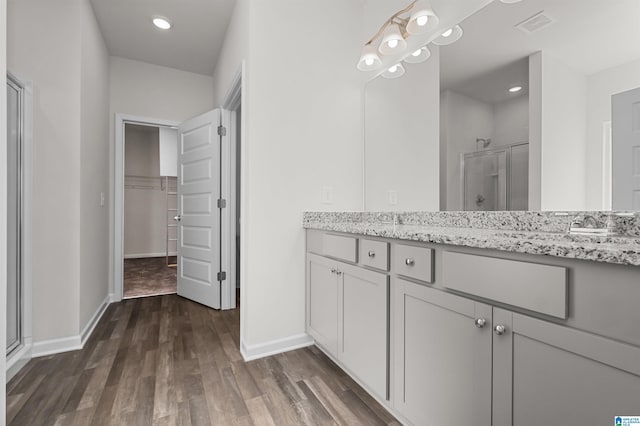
top-left (515, 11), bottom-right (555, 34)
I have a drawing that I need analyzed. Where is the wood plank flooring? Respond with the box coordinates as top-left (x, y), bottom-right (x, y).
top-left (7, 295), bottom-right (401, 425)
top-left (124, 258), bottom-right (177, 299)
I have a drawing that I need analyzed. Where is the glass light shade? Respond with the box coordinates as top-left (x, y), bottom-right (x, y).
top-left (403, 46), bottom-right (431, 64)
top-left (406, 0), bottom-right (439, 35)
top-left (357, 44), bottom-right (383, 71)
top-left (381, 63), bottom-right (405, 79)
top-left (379, 23), bottom-right (407, 55)
top-left (432, 25), bottom-right (463, 45)
top-left (358, 44), bottom-right (382, 71)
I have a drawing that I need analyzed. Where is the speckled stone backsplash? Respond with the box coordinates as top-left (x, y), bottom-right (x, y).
top-left (303, 211), bottom-right (640, 238)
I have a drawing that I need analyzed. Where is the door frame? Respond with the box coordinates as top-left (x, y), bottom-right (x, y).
top-left (220, 66), bottom-right (243, 311)
top-left (5, 72), bottom-right (34, 381)
top-left (112, 114), bottom-right (180, 301)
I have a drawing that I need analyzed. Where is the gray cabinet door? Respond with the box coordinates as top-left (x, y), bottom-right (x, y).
top-left (307, 253), bottom-right (339, 357)
top-left (393, 279), bottom-right (492, 426)
top-left (339, 262), bottom-right (389, 400)
top-left (493, 308), bottom-right (640, 426)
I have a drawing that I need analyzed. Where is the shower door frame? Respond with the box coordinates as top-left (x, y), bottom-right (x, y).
top-left (6, 72), bottom-right (33, 380)
top-left (460, 142), bottom-right (528, 211)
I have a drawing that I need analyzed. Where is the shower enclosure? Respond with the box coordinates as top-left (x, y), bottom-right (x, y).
top-left (461, 142), bottom-right (529, 211)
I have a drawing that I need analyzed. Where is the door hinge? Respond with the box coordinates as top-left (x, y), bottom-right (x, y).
top-left (217, 125), bottom-right (227, 136)
top-left (217, 271), bottom-right (227, 281)
top-left (217, 198), bottom-right (227, 208)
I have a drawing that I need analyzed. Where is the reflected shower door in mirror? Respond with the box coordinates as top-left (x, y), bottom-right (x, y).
top-left (461, 143), bottom-right (528, 211)
top-left (363, 0), bottom-right (640, 212)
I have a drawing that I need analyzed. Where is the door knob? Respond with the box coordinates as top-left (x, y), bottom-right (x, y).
top-left (494, 325), bottom-right (506, 335)
top-left (174, 215), bottom-right (182, 222)
top-left (474, 318), bottom-right (487, 328)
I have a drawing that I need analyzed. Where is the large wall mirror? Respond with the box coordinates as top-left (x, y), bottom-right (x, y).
top-left (364, 0), bottom-right (640, 212)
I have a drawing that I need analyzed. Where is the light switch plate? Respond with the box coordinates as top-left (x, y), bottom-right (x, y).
top-left (321, 186), bottom-right (333, 204)
top-left (388, 190), bottom-right (398, 205)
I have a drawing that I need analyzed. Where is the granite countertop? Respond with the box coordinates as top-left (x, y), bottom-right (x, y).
top-left (303, 219), bottom-right (640, 267)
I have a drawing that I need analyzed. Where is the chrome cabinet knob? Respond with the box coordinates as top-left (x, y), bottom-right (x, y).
top-left (494, 325), bottom-right (506, 335)
top-left (174, 215), bottom-right (182, 222)
top-left (405, 258), bottom-right (415, 266)
top-left (336, 270), bottom-right (343, 276)
top-left (331, 268), bottom-right (337, 274)
top-left (474, 318), bottom-right (487, 328)
top-left (368, 250), bottom-right (376, 258)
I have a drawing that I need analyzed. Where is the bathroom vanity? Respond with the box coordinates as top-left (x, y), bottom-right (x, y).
top-left (304, 212), bottom-right (640, 426)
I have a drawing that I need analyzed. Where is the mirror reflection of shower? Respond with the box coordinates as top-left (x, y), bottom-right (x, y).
top-left (462, 142), bottom-right (529, 211)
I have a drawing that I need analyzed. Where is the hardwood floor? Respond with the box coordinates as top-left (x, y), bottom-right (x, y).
top-left (7, 295), bottom-right (401, 425)
top-left (124, 257), bottom-right (177, 299)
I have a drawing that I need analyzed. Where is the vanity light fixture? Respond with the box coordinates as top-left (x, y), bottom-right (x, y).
top-left (500, 0), bottom-right (524, 3)
top-left (432, 25), bottom-right (463, 45)
top-left (152, 16), bottom-right (172, 30)
top-left (382, 63), bottom-right (406, 79)
top-left (509, 85), bottom-right (523, 93)
top-left (357, 0), bottom-right (439, 71)
top-left (404, 46), bottom-right (431, 64)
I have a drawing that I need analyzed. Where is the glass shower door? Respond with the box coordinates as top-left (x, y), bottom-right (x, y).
top-left (7, 75), bottom-right (23, 356)
top-left (463, 150), bottom-right (507, 211)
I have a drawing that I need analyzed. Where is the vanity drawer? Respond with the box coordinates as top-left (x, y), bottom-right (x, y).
top-left (323, 234), bottom-right (358, 263)
top-left (359, 239), bottom-right (389, 271)
top-left (393, 244), bottom-right (434, 283)
top-left (442, 251), bottom-right (568, 319)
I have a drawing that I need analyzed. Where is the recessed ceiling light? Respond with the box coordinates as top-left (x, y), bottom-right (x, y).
top-left (152, 17), bottom-right (172, 30)
top-left (509, 86), bottom-right (523, 93)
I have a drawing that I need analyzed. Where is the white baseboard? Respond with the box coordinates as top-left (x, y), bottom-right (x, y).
top-left (32, 335), bottom-right (82, 358)
top-left (32, 293), bottom-right (113, 358)
top-left (124, 252), bottom-right (176, 259)
top-left (80, 294), bottom-right (111, 345)
top-left (240, 333), bottom-right (314, 362)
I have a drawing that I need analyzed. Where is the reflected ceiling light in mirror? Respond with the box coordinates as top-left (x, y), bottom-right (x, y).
top-left (382, 63), bottom-right (405, 79)
top-left (358, 0), bottom-right (440, 73)
top-left (152, 16), bottom-right (172, 30)
top-left (406, 0), bottom-right (439, 35)
top-left (357, 44), bottom-right (383, 71)
top-left (379, 23), bottom-right (407, 55)
top-left (509, 85), bottom-right (523, 93)
top-left (404, 46), bottom-right (431, 64)
top-left (432, 25), bottom-right (463, 45)
top-left (500, 0), bottom-right (523, 3)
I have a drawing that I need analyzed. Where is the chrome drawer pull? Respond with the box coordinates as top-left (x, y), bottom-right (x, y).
top-left (405, 258), bottom-right (415, 266)
top-left (494, 325), bottom-right (506, 336)
top-left (368, 250), bottom-right (376, 258)
top-left (474, 318), bottom-right (486, 328)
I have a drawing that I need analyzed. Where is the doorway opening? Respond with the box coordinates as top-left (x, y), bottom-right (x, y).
top-left (122, 123), bottom-right (179, 299)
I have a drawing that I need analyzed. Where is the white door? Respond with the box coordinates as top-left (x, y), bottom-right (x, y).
top-left (177, 109), bottom-right (221, 309)
top-left (612, 87), bottom-right (640, 210)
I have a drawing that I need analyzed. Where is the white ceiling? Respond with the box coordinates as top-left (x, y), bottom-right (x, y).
top-left (448, 58), bottom-right (529, 104)
top-left (90, 0), bottom-right (236, 76)
top-left (440, 0), bottom-right (640, 98)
